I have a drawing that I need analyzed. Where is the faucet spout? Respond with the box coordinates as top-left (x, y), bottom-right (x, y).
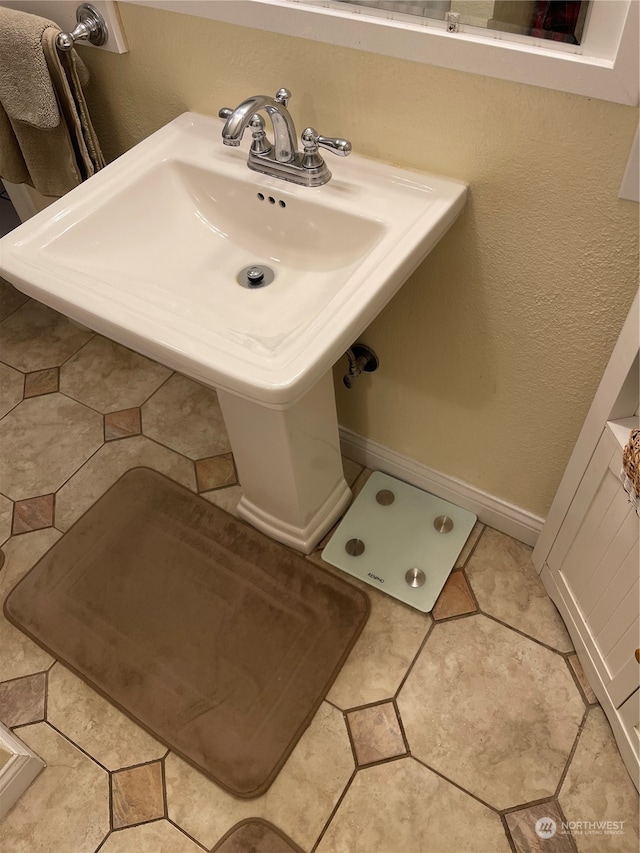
top-left (222, 95), bottom-right (298, 163)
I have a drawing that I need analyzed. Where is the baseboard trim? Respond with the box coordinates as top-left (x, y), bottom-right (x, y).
top-left (339, 427), bottom-right (544, 546)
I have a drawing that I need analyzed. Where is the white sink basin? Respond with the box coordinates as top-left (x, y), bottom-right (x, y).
top-left (0, 112), bottom-right (466, 407)
top-left (0, 110), bottom-right (467, 554)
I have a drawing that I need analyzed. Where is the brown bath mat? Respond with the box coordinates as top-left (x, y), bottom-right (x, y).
top-left (4, 468), bottom-right (369, 798)
top-left (212, 819), bottom-right (304, 852)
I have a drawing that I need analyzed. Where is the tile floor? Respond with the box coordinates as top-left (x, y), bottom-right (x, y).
top-left (0, 278), bottom-right (638, 853)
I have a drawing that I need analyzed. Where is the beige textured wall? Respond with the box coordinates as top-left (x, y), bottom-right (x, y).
top-left (79, 3), bottom-right (639, 519)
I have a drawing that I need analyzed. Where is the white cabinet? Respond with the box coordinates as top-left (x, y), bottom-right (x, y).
top-left (547, 423), bottom-right (639, 704)
top-left (533, 292), bottom-right (639, 791)
top-left (619, 689), bottom-right (640, 755)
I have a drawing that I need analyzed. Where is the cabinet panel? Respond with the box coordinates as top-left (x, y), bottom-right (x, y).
top-left (618, 689), bottom-right (639, 754)
top-left (613, 663), bottom-right (640, 711)
top-left (552, 427), bottom-right (638, 699)
top-left (547, 431), bottom-right (619, 572)
top-left (562, 481), bottom-right (629, 599)
top-left (582, 508), bottom-right (638, 624)
top-left (601, 611), bottom-right (639, 681)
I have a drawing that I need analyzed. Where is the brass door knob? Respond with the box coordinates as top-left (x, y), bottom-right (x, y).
top-left (635, 649), bottom-right (640, 664)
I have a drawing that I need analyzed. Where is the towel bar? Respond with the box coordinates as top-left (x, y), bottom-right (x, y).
top-left (56, 3), bottom-right (108, 51)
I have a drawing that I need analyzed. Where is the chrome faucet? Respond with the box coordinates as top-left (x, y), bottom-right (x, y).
top-left (222, 88), bottom-right (298, 162)
top-left (219, 88), bottom-right (351, 187)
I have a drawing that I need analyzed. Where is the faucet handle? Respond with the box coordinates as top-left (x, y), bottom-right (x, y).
top-left (218, 107), bottom-right (234, 120)
top-left (275, 88), bottom-right (291, 106)
top-left (301, 127), bottom-right (351, 170)
top-left (316, 134), bottom-right (351, 156)
top-left (248, 114), bottom-right (272, 156)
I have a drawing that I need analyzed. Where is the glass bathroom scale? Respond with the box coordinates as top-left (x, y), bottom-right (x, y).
top-left (322, 472), bottom-right (477, 612)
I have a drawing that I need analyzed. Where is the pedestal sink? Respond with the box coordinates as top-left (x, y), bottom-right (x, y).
top-left (0, 112), bottom-right (467, 552)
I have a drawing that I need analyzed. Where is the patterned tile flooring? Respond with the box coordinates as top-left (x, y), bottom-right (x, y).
top-left (0, 279), bottom-right (638, 852)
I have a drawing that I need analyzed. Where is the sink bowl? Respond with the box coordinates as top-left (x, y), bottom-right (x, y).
top-left (0, 110), bottom-right (467, 553)
top-left (0, 112), bottom-right (466, 407)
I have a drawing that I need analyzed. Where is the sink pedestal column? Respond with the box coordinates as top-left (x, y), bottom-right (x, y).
top-left (216, 371), bottom-right (352, 554)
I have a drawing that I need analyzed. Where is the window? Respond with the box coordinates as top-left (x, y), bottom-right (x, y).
top-left (127, 0), bottom-right (639, 104)
top-left (331, 1), bottom-right (590, 46)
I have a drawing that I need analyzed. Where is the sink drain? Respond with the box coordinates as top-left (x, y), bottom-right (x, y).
top-left (237, 264), bottom-right (275, 289)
